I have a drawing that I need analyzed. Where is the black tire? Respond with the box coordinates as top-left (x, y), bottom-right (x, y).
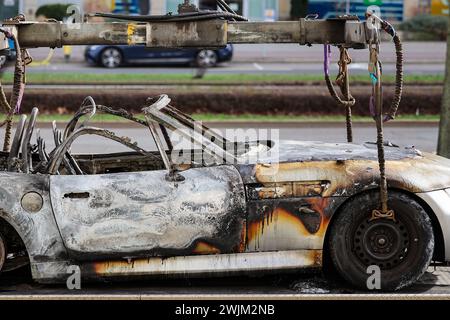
top-left (100, 47), bottom-right (123, 68)
top-left (329, 190), bottom-right (434, 291)
top-left (0, 232), bottom-right (6, 273)
top-left (196, 49), bottom-right (218, 68)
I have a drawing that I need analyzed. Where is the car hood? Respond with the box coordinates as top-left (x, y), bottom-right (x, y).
top-left (243, 140), bottom-right (421, 163)
top-left (236, 140), bottom-right (450, 196)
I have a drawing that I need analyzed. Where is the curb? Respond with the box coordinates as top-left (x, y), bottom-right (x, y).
top-left (1, 293), bottom-right (450, 300)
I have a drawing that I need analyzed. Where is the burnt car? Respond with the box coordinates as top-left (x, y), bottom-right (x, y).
top-left (0, 94), bottom-right (449, 291)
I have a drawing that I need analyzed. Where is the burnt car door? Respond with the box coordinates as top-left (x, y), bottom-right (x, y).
top-left (47, 107), bottom-right (246, 260)
top-left (49, 165), bottom-right (246, 260)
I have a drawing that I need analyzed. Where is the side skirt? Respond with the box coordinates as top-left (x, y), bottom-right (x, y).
top-left (32, 250), bottom-right (323, 283)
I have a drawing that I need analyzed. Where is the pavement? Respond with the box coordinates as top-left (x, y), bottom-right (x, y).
top-left (28, 42), bottom-right (448, 64)
top-left (10, 42), bottom-right (445, 76)
top-left (26, 121), bottom-right (439, 154)
top-left (1, 266), bottom-right (450, 298)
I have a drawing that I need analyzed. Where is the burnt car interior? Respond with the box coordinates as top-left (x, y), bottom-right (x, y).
top-left (0, 94), bottom-right (273, 176)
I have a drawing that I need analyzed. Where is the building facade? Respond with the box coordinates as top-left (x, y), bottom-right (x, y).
top-left (12, 1), bottom-right (443, 22)
top-left (149, 0), bottom-right (281, 21)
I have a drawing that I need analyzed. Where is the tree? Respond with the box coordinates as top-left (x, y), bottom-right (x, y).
top-left (438, 13), bottom-right (450, 158)
top-left (291, 0), bottom-right (308, 20)
top-left (35, 4), bottom-right (72, 21)
top-left (399, 14), bottom-right (448, 41)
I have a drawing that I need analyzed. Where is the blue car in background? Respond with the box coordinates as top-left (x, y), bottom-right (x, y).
top-left (85, 44), bottom-right (233, 68)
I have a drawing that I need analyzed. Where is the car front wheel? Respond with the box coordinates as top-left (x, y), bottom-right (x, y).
top-left (196, 50), bottom-right (218, 68)
top-left (100, 48), bottom-right (123, 68)
top-left (329, 190), bottom-right (434, 291)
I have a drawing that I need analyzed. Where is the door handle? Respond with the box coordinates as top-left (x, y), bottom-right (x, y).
top-left (63, 192), bottom-right (90, 199)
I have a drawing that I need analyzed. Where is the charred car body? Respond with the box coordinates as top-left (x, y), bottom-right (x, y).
top-left (0, 95), bottom-right (448, 291)
top-left (0, 3), bottom-right (449, 291)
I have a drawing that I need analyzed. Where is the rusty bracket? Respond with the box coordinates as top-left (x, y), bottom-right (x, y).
top-left (370, 209), bottom-right (396, 222)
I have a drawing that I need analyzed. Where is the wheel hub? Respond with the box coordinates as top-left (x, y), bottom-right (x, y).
top-left (353, 218), bottom-right (410, 270)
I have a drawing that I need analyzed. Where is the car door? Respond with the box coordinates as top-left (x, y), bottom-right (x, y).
top-left (49, 165), bottom-right (246, 260)
top-left (125, 46), bottom-right (189, 63)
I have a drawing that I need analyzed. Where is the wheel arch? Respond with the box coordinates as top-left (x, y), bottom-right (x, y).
top-left (322, 187), bottom-right (445, 274)
top-left (0, 214), bottom-right (29, 266)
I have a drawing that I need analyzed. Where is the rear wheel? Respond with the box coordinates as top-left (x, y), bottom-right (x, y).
top-left (100, 48), bottom-right (123, 68)
top-left (329, 191), bottom-right (434, 291)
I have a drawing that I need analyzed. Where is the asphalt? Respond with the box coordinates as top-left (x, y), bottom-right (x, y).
top-left (26, 121), bottom-right (439, 154)
top-left (2, 42), bottom-right (445, 76)
top-left (1, 266), bottom-right (450, 298)
top-left (27, 42), bottom-right (448, 64)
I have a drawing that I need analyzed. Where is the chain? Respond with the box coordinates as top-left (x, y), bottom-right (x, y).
top-left (324, 45), bottom-right (356, 143)
top-left (368, 41), bottom-right (395, 221)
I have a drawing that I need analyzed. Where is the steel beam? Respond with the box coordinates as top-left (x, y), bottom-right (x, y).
top-left (2, 18), bottom-right (370, 49)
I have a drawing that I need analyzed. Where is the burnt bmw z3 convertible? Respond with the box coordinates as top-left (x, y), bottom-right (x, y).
top-left (0, 94), bottom-right (449, 291)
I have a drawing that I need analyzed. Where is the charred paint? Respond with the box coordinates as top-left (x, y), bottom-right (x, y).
top-left (192, 241), bottom-right (221, 255)
top-left (237, 155), bottom-right (450, 198)
top-left (87, 249), bottom-right (324, 280)
top-left (245, 196), bottom-right (342, 253)
top-left (49, 165), bottom-right (246, 259)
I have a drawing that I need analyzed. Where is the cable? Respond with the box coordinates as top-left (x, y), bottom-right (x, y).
top-left (366, 14), bottom-right (403, 122)
top-left (384, 32), bottom-right (403, 121)
top-left (366, 16), bottom-right (403, 220)
top-left (92, 11), bottom-right (247, 22)
top-left (216, 0), bottom-right (238, 15)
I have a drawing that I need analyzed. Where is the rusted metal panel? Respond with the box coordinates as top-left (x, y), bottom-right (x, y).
top-left (227, 22), bottom-right (301, 44)
top-left (146, 20), bottom-right (227, 48)
top-left (81, 250), bottom-right (322, 280)
top-left (227, 20), bottom-right (367, 48)
top-left (10, 20), bottom-right (370, 48)
top-left (14, 22), bottom-right (146, 48)
top-left (49, 165), bottom-right (246, 259)
top-left (245, 198), bottom-right (344, 252)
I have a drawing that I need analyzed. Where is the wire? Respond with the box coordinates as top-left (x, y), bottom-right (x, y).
top-left (92, 11), bottom-right (247, 22)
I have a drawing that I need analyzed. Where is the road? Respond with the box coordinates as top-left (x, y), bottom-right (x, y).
top-left (9, 42), bottom-right (445, 76)
top-left (25, 122), bottom-right (439, 154)
top-left (28, 42), bottom-right (448, 64)
top-left (1, 266), bottom-right (450, 298)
